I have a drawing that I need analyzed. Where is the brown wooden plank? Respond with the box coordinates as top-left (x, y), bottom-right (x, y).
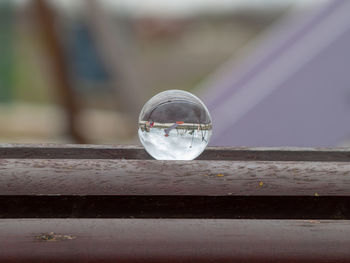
top-left (0, 158), bottom-right (350, 195)
top-left (1, 144), bottom-right (350, 161)
top-left (0, 219), bottom-right (349, 263)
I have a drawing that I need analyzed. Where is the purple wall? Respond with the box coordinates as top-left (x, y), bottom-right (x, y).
top-left (202, 0), bottom-right (350, 147)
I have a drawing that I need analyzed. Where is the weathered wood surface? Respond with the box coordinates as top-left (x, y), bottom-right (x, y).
top-left (0, 158), bottom-right (350, 195)
top-left (0, 219), bottom-right (349, 263)
top-left (1, 144), bottom-right (350, 161)
top-left (1, 144), bottom-right (350, 196)
top-left (1, 145), bottom-right (350, 262)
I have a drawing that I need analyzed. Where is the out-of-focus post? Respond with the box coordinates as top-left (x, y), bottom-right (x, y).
top-left (33, 0), bottom-right (87, 143)
top-left (85, 0), bottom-right (148, 120)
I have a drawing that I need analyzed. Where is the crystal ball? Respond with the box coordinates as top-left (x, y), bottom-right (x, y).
top-left (138, 90), bottom-right (212, 160)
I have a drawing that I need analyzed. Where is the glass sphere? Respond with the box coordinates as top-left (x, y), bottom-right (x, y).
top-left (138, 90), bottom-right (212, 160)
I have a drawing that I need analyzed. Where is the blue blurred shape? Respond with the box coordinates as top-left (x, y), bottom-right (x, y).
top-left (68, 22), bottom-right (110, 91)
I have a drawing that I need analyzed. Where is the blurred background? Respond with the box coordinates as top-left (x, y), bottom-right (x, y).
top-left (1, 0), bottom-right (349, 147)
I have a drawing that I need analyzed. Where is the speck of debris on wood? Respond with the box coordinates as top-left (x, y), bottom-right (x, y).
top-left (34, 232), bottom-right (76, 242)
top-left (305, 220), bottom-right (321, 224)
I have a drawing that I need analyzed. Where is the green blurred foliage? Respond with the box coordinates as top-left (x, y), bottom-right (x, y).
top-left (0, 0), bottom-right (13, 102)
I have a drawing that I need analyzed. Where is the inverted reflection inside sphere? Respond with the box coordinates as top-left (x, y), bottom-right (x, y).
top-left (138, 90), bottom-right (212, 160)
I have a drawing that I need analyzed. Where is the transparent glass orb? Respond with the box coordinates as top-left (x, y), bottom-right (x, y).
top-left (138, 90), bottom-right (212, 160)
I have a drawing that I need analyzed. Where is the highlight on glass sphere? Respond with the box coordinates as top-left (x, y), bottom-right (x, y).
top-left (138, 90), bottom-right (212, 160)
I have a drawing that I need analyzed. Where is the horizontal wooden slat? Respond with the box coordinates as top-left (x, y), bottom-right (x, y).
top-left (1, 144), bottom-right (350, 161)
top-left (0, 219), bottom-right (349, 263)
top-left (0, 158), bottom-right (349, 195)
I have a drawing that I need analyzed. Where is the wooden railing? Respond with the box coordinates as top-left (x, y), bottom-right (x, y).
top-left (0, 144), bottom-right (349, 262)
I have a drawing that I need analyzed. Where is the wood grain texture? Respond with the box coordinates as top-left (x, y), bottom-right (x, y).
top-left (1, 144), bottom-right (350, 161)
top-left (1, 145), bottom-right (350, 261)
top-left (0, 219), bottom-right (349, 263)
top-left (0, 158), bottom-right (349, 195)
